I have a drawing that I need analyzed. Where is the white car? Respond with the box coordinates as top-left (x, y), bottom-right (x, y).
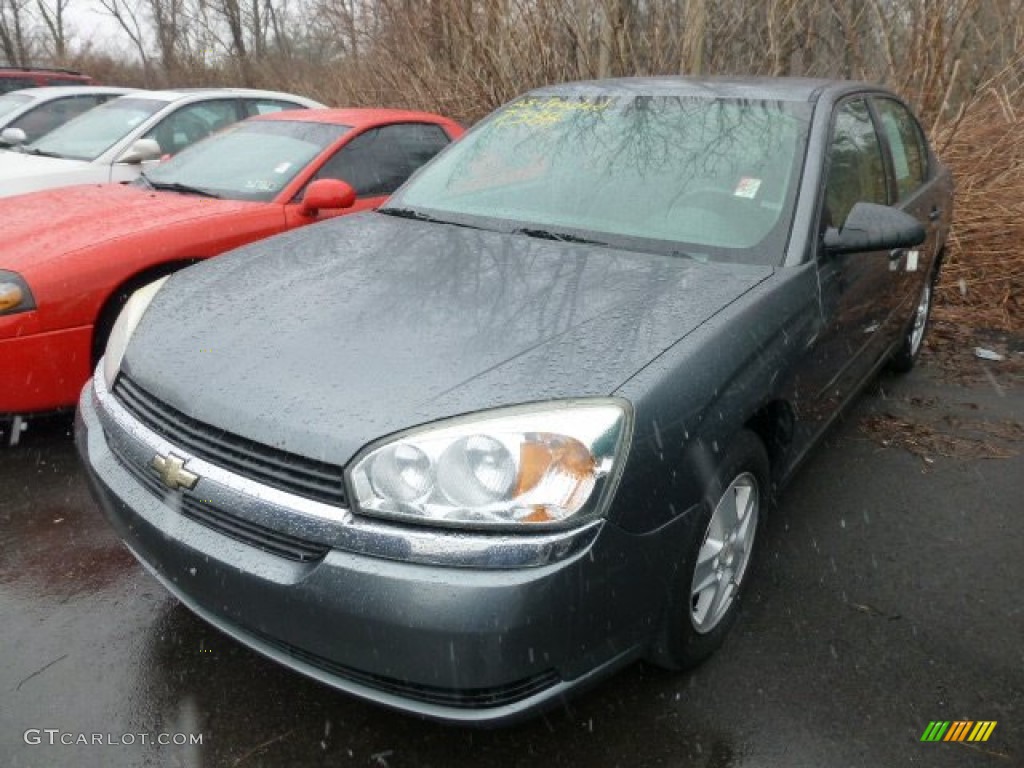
top-left (0, 88), bottom-right (326, 197)
top-left (0, 86), bottom-right (140, 147)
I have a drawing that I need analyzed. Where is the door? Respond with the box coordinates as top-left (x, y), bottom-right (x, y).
top-left (810, 97), bottom-right (900, 411)
top-left (286, 122), bottom-right (453, 224)
top-left (870, 96), bottom-right (945, 315)
top-left (142, 99), bottom-right (243, 156)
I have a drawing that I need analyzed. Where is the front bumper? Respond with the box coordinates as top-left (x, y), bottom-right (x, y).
top-left (76, 374), bottom-right (683, 724)
top-left (1, 323), bottom-right (92, 414)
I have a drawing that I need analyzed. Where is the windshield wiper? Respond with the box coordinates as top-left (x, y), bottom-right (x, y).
top-left (146, 180), bottom-right (221, 198)
top-left (513, 227), bottom-right (608, 246)
top-left (669, 249), bottom-right (705, 262)
top-left (379, 207), bottom-right (447, 224)
top-left (378, 207), bottom-right (484, 230)
top-left (24, 147), bottom-right (65, 159)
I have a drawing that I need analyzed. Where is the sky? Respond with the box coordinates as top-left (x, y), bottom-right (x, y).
top-left (64, 0), bottom-right (141, 56)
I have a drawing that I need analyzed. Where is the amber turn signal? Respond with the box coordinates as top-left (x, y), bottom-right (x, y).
top-left (0, 282), bottom-right (24, 312)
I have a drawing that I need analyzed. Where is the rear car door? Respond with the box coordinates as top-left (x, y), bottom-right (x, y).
top-left (869, 96), bottom-right (948, 314)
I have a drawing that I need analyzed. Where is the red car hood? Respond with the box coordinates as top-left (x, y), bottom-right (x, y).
top-left (3, 184), bottom-right (267, 274)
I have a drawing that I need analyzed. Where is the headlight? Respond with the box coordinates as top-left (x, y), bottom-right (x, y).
top-left (0, 270), bottom-right (36, 315)
top-left (102, 276), bottom-right (169, 389)
top-left (348, 400), bottom-right (631, 530)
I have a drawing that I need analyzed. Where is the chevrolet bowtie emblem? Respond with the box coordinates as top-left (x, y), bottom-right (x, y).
top-left (150, 452), bottom-right (199, 491)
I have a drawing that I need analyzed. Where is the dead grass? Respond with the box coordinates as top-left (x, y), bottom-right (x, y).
top-left (933, 81), bottom-right (1024, 332)
top-left (860, 412), bottom-right (1023, 461)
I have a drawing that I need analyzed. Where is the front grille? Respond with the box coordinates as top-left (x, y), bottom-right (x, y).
top-left (253, 628), bottom-right (561, 709)
top-left (114, 375), bottom-right (347, 507)
top-left (109, 435), bottom-right (330, 562)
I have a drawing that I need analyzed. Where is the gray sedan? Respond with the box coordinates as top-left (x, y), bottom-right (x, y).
top-left (76, 77), bottom-right (953, 724)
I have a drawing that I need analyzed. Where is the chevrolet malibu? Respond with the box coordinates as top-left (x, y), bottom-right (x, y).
top-left (77, 78), bottom-right (952, 724)
top-left (0, 107), bottom-right (462, 429)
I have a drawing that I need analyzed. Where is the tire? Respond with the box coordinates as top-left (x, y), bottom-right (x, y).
top-left (889, 267), bottom-right (938, 374)
top-left (90, 262), bottom-right (197, 366)
top-left (91, 286), bottom-right (133, 366)
top-left (648, 430), bottom-right (770, 670)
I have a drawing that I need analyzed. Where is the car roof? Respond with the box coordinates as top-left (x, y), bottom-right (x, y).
top-left (0, 65), bottom-right (87, 74)
top-left (252, 107), bottom-right (455, 128)
top-left (531, 76), bottom-right (886, 103)
top-left (139, 87), bottom-right (324, 106)
top-left (4, 85), bottom-right (139, 100)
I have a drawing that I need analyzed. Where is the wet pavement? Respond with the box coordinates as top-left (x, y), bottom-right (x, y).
top-left (1, 361), bottom-right (1021, 767)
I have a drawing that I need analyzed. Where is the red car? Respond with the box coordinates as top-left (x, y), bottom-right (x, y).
top-left (0, 66), bottom-right (95, 94)
top-left (0, 108), bottom-right (462, 428)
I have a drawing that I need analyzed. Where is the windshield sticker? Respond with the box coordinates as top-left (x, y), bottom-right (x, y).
top-left (244, 179), bottom-right (278, 192)
top-left (493, 98), bottom-right (610, 128)
top-left (734, 177), bottom-right (761, 198)
top-left (273, 162), bottom-right (292, 174)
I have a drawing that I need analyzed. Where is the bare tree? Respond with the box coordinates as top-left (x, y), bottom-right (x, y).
top-left (0, 0), bottom-right (33, 65)
top-left (36, 0), bottom-right (70, 61)
top-left (97, 0), bottom-right (152, 81)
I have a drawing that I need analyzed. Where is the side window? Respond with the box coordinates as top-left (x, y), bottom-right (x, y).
top-left (0, 77), bottom-right (36, 94)
top-left (387, 122), bottom-right (451, 176)
top-left (144, 99), bottom-right (240, 155)
top-left (313, 128), bottom-right (387, 196)
top-left (312, 123), bottom-right (450, 197)
top-left (824, 99), bottom-right (888, 229)
top-left (874, 98), bottom-right (927, 201)
top-left (244, 98), bottom-right (305, 116)
top-left (9, 95), bottom-right (104, 142)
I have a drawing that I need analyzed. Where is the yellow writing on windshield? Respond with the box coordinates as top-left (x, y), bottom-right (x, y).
top-left (493, 98), bottom-right (610, 128)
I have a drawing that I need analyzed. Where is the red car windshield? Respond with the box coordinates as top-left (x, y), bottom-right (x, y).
top-left (139, 120), bottom-right (351, 202)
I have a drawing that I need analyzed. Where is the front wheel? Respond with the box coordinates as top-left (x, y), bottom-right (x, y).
top-left (648, 430), bottom-right (769, 670)
top-left (889, 269), bottom-right (937, 374)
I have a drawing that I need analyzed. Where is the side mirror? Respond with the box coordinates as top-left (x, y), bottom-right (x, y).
top-left (0, 127), bottom-right (27, 146)
top-left (118, 138), bottom-right (163, 165)
top-left (824, 202), bottom-right (926, 254)
top-left (300, 178), bottom-right (356, 216)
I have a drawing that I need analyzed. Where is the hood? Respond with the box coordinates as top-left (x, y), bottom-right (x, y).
top-left (124, 213), bottom-right (771, 465)
top-left (1, 185), bottom-right (262, 274)
top-left (0, 151), bottom-right (106, 196)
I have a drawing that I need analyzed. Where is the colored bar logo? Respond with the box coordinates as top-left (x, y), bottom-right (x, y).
top-left (920, 721), bottom-right (997, 742)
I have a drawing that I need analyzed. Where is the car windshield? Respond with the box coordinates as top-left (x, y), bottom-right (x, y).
top-left (137, 119), bottom-right (350, 202)
top-left (28, 96), bottom-right (166, 161)
top-left (0, 92), bottom-right (32, 118)
top-left (388, 91), bottom-right (812, 263)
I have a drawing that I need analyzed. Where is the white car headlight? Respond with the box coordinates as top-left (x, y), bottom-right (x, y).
top-left (348, 400), bottom-right (631, 530)
top-left (102, 276), bottom-right (169, 389)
